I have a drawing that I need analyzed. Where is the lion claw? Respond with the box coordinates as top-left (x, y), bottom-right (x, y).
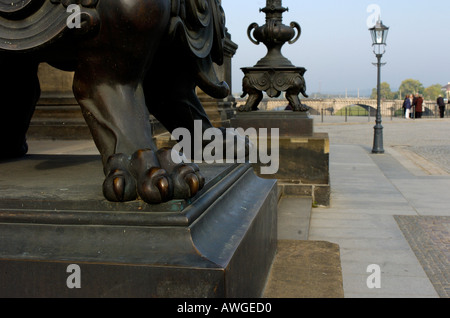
top-left (170, 164), bottom-right (202, 199)
top-left (137, 167), bottom-right (173, 204)
top-left (103, 153), bottom-right (138, 202)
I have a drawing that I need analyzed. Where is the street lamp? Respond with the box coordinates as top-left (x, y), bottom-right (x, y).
top-left (369, 19), bottom-right (389, 154)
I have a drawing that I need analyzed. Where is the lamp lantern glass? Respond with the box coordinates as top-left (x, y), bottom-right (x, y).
top-left (369, 19), bottom-right (389, 53)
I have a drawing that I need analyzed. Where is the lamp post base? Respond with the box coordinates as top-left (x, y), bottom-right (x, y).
top-left (372, 125), bottom-right (385, 154)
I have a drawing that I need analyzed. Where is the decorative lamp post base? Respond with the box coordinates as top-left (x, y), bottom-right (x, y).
top-left (372, 125), bottom-right (385, 154)
top-left (239, 0), bottom-right (308, 112)
top-left (239, 66), bottom-right (309, 112)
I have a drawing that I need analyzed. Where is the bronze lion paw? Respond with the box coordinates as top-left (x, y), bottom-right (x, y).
top-left (103, 149), bottom-right (205, 204)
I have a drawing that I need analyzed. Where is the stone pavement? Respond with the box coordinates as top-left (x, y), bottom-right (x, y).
top-left (308, 116), bottom-right (450, 298)
top-left (24, 116), bottom-right (450, 298)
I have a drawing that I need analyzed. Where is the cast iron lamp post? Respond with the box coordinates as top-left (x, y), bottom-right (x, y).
top-left (369, 19), bottom-right (389, 154)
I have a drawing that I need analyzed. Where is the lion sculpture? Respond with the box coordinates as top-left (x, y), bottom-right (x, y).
top-left (0, 0), bottom-right (234, 204)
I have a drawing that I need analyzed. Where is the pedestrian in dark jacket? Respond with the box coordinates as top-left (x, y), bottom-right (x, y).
top-left (412, 94), bottom-right (418, 118)
top-left (403, 95), bottom-right (412, 119)
top-left (415, 94), bottom-right (424, 118)
top-left (437, 96), bottom-right (445, 118)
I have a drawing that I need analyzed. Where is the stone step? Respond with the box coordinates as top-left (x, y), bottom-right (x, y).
top-left (28, 122), bottom-right (91, 140)
top-left (38, 96), bottom-right (77, 106)
top-left (29, 99), bottom-right (90, 139)
top-left (33, 106), bottom-right (85, 120)
top-left (277, 197), bottom-right (312, 241)
top-left (263, 197), bottom-right (344, 298)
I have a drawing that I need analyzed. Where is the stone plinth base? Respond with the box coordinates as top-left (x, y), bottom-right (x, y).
top-left (232, 110), bottom-right (313, 137)
top-left (0, 156), bottom-right (277, 298)
top-left (231, 111), bottom-right (330, 206)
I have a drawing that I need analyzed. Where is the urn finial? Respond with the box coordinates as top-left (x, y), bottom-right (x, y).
top-left (247, 0), bottom-right (301, 68)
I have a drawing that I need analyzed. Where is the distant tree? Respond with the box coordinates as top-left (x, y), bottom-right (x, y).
top-left (371, 82), bottom-right (394, 99)
top-left (398, 79), bottom-right (424, 97)
top-left (424, 84), bottom-right (444, 100)
top-left (392, 91), bottom-right (403, 100)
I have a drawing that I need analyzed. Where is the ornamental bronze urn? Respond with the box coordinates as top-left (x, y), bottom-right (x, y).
top-left (239, 0), bottom-right (309, 112)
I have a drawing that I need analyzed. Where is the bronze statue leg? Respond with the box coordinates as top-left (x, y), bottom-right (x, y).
top-left (144, 52), bottom-right (214, 135)
top-left (238, 76), bottom-right (263, 112)
top-left (145, 51), bottom-right (251, 162)
top-left (70, 1), bottom-right (203, 204)
top-left (74, 69), bottom-right (206, 204)
top-left (0, 58), bottom-right (40, 158)
top-left (286, 76), bottom-right (309, 112)
top-left (144, 52), bottom-right (214, 162)
top-left (70, 1), bottom-right (169, 203)
top-left (239, 90), bottom-right (263, 112)
top-left (73, 68), bottom-right (173, 203)
top-left (285, 91), bottom-right (303, 111)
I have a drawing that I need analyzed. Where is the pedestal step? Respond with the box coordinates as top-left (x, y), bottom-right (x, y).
top-left (230, 111), bottom-right (330, 206)
top-left (28, 97), bottom-right (90, 140)
top-left (0, 158), bottom-right (277, 298)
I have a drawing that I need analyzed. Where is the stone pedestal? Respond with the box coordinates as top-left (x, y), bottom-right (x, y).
top-left (232, 110), bottom-right (314, 137)
top-left (0, 156), bottom-right (277, 298)
top-left (231, 111), bottom-right (330, 206)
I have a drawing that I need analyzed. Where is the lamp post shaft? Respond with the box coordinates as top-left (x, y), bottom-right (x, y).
top-left (372, 53), bottom-right (384, 154)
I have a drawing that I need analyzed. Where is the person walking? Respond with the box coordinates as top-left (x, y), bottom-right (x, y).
top-left (412, 93), bottom-right (418, 118)
top-left (403, 94), bottom-right (412, 119)
top-left (415, 94), bottom-right (424, 118)
top-left (437, 95), bottom-right (446, 118)
top-left (402, 94), bottom-right (409, 117)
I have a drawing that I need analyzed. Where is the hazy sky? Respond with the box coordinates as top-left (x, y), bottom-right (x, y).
top-left (221, 0), bottom-right (450, 96)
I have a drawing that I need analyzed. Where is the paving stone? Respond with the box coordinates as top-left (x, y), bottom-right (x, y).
top-left (395, 216), bottom-right (450, 298)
